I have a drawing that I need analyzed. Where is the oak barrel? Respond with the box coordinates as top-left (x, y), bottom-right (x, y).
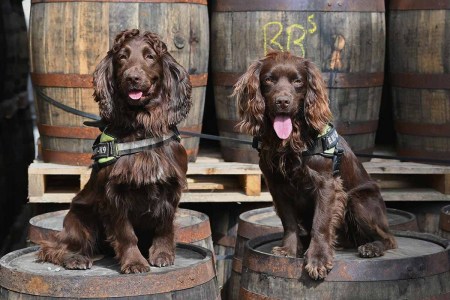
top-left (229, 207), bottom-right (283, 300)
top-left (389, 1), bottom-right (450, 161)
top-left (30, 0), bottom-right (209, 165)
top-left (229, 206), bottom-right (418, 300)
top-left (387, 208), bottom-right (419, 231)
top-left (211, 0), bottom-right (385, 163)
top-left (28, 208), bottom-right (214, 251)
top-left (240, 231), bottom-right (450, 299)
top-left (0, 244), bottom-right (219, 299)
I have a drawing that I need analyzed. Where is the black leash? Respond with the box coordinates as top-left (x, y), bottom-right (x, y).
top-left (177, 130), bottom-right (253, 146)
top-left (36, 89), bottom-right (450, 165)
top-left (36, 87), bottom-right (254, 146)
top-left (36, 88), bottom-right (101, 121)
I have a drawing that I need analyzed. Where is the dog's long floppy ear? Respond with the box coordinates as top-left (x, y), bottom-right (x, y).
top-left (161, 52), bottom-right (192, 126)
top-left (93, 51), bottom-right (115, 121)
top-left (232, 60), bottom-right (265, 136)
top-left (143, 31), bottom-right (192, 125)
top-left (304, 59), bottom-right (332, 132)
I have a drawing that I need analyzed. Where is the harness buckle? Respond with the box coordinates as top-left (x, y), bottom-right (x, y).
top-left (92, 140), bottom-right (118, 160)
top-left (332, 147), bottom-right (344, 177)
top-left (321, 127), bottom-right (338, 151)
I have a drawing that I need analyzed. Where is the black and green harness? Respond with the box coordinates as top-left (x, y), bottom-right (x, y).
top-left (252, 123), bottom-right (344, 176)
top-left (91, 127), bottom-right (181, 170)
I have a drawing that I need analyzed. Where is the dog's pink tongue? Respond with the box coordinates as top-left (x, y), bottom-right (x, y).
top-left (129, 91), bottom-right (143, 100)
top-left (273, 115), bottom-right (293, 140)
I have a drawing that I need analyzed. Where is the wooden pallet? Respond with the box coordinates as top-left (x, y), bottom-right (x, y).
top-left (28, 156), bottom-right (450, 204)
top-left (28, 157), bottom-right (263, 203)
top-left (363, 160), bottom-right (450, 201)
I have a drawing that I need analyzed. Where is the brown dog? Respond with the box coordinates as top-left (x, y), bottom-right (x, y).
top-left (233, 51), bottom-right (397, 280)
top-left (37, 29), bottom-right (192, 274)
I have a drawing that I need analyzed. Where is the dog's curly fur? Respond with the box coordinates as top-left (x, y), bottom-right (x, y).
top-left (233, 51), bottom-right (397, 280)
top-left (37, 29), bottom-right (192, 274)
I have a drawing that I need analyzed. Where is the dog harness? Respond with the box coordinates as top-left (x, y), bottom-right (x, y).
top-left (91, 126), bottom-right (181, 170)
top-left (252, 123), bottom-right (344, 176)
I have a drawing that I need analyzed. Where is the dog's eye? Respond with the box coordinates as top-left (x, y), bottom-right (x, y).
top-left (264, 77), bottom-right (274, 84)
top-left (145, 54), bottom-right (154, 60)
top-left (118, 54), bottom-right (127, 61)
top-left (293, 79), bottom-right (303, 87)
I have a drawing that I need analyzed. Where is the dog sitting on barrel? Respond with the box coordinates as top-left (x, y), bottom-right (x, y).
top-left (36, 29), bottom-right (192, 274)
top-left (233, 51), bottom-right (397, 280)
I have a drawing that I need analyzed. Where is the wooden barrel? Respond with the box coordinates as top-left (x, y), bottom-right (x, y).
top-left (386, 208), bottom-right (419, 231)
top-left (28, 208), bottom-right (214, 251)
top-left (389, 1), bottom-right (450, 160)
top-left (30, 0), bottom-right (209, 165)
top-left (229, 206), bottom-right (418, 300)
top-left (240, 231), bottom-right (450, 299)
top-left (0, 244), bottom-right (219, 299)
top-left (211, 0), bottom-right (385, 163)
top-left (229, 207), bottom-right (283, 300)
top-left (439, 204), bottom-right (450, 240)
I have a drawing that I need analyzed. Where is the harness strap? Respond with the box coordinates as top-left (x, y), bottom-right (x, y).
top-left (301, 124), bottom-right (339, 157)
top-left (302, 124), bottom-right (344, 177)
top-left (252, 123), bottom-right (345, 176)
top-left (92, 127), bottom-right (181, 169)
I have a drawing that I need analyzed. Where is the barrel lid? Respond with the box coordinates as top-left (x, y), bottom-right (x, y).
top-left (0, 244), bottom-right (215, 297)
top-left (29, 209), bottom-right (67, 232)
top-left (386, 208), bottom-right (416, 226)
top-left (238, 207), bottom-right (282, 239)
top-left (243, 231), bottom-right (450, 282)
top-left (28, 208), bottom-right (211, 244)
top-left (237, 207), bottom-right (416, 239)
top-left (175, 208), bottom-right (212, 243)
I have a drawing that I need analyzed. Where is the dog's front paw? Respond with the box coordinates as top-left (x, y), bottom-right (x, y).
top-left (62, 254), bottom-right (93, 270)
top-left (149, 249), bottom-right (175, 267)
top-left (271, 246), bottom-right (296, 257)
top-left (304, 250), bottom-right (334, 280)
top-left (358, 241), bottom-right (384, 258)
top-left (121, 259), bottom-right (151, 274)
top-left (305, 260), bottom-right (333, 280)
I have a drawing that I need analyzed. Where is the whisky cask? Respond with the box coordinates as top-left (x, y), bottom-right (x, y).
top-left (389, 1), bottom-right (450, 160)
top-left (211, 0), bottom-right (385, 163)
top-left (30, 0), bottom-right (209, 165)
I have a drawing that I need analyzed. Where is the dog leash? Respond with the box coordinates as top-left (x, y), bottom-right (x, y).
top-left (35, 89), bottom-right (450, 165)
top-left (36, 88), bottom-right (102, 121)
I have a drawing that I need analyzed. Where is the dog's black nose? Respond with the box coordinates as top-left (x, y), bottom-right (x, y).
top-left (275, 96), bottom-right (291, 109)
top-left (126, 74), bottom-right (142, 85)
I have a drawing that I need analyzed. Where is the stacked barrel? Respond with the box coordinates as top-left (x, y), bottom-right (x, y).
top-left (389, 1), bottom-right (450, 161)
top-left (30, 0), bottom-right (209, 165)
top-left (0, 208), bottom-right (220, 299)
top-left (210, 0), bottom-right (386, 163)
